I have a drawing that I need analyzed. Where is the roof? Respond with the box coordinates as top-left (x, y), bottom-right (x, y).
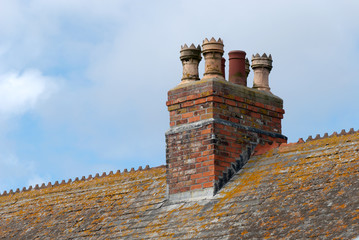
top-left (1, 131), bottom-right (358, 239)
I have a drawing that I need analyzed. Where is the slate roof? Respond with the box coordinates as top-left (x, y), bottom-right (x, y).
top-left (0, 131), bottom-right (358, 239)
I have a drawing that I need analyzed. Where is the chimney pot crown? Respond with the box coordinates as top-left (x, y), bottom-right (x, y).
top-left (180, 44), bottom-right (202, 60)
top-left (251, 53), bottom-right (273, 70)
top-left (180, 43), bottom-right (202, 82)
top-left (202, 37), bottom-right (224, 54)
top-left (251, 53), bottom-right (273, 92)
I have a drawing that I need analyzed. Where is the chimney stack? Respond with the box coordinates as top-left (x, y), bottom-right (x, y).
top-left (252, 53), bottom-right (273, 92)
top-left (166, 38), bottom-right (286, 202)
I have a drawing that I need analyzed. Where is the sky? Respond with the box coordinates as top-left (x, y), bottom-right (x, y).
top-left (0, 0), bottom-right (358, 192)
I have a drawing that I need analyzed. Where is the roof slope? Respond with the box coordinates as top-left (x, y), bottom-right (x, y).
top-left (0, 132), bottom-right (358, 239)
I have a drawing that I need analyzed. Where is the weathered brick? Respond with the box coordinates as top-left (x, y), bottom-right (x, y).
top-left (170, 115), bottom-right (182, 121)
top-left (201, 129), bottom-right (211, 135)
top-left (182, 101), bottom-right (194, 107)
top-left (219, 129), bottom-right (231, 136)
top-left (186, 94), bottom-right (199, 101)
top-left (196, 177), bottom-right (209, 184)
top-left (234, 96), bottom-right (245, 102)
top-left (202, 150), bottom-right (215, 156)
top-left (247, 105), bottom-right (257, 112)
top-left (197, 156), bottom-right (208, 162)
top-left (168, 104), bottom-right (180, 111)
top-left (272, 117), bottom-right (281, 123)
top-left (225, 99), bottom-right (236, 107)
top-left (176, 119), bottom-right (188, 125)
top-left (198, 146), bottom-right (208, 151)
top-left (190, 173), bottom-right (203, 180)
top-left (202, 160), bottom-right (215, 166)
top-left (194, 98), bottom-right (207, 105)
top-left (200, 113), bottom-right (212, 120)
top-left (189, 116), bottom-right (200, 123)
top-left (190, 184), bottom-right (202, 190)
top-left (190, 152), bottom-right (202, 158)
top-left (201, 90), bottom-right (212, 97)
top-left (229, 117), bottom-right (240, 123)
top-left (214, 165), bottom-right (226, 172)
top-left (251, 112), bottom-right (261, 119)
top-left (184, 169), bottom-right (196, 175)
top-left (182, 112), bottom-right (193, 119)
top-left (207, 96), bottom-right (223, 103)
top-left (203, 182), bottom-right (214, 188)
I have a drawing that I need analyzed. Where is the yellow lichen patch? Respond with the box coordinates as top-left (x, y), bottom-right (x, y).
top-left (263, 232), bottom-right (271, 239)
top-left (309, 207), bottom-right (318, 213)
top-left (332, 204), bottom-right (347, 210)
top-left (241, 230), bottom-right (248, 235)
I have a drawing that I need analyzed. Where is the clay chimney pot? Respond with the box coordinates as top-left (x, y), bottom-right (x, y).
top-left (228, 50), bottom-right (247, 86)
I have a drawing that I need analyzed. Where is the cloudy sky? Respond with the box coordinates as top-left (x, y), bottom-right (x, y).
top-left (0, 0), bottom-right (358, 192)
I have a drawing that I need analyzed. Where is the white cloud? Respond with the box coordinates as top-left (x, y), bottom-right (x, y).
top-left (0, 70), bottom-right (57, 118)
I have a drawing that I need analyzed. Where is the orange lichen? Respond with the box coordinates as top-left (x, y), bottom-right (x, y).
top-left (241, 230), bottom-right (248, 235)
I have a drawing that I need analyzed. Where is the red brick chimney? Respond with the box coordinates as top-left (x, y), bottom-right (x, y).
top-left (166, 38), bottom-right (287, 201)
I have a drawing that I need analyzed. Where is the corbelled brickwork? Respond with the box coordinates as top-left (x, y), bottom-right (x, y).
top-left (167, 79), bottom-right (284, 132)
top-left (166, 78), bottom-right (287, 201)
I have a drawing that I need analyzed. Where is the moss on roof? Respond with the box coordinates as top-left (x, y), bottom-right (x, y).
top-left (1, 132), bottom-right (358, 239)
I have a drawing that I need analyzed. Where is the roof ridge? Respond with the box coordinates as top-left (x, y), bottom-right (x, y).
top-left (0, 165), bottom-right (153, 197)
top-left (252, 128), bottom-right (359, 152)
top-left (301, 128), bottom-right (357, 143)
top-left (279, 128), bottom-right (358, 148)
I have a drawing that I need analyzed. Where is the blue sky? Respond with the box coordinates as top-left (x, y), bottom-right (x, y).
top-left (0, 0), bottom-right (358, 192)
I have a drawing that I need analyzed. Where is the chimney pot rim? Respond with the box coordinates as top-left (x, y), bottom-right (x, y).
top-left (228, 50), bottom-right (246, 54)
top-left (228, 51), bottom-right (246, 60)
